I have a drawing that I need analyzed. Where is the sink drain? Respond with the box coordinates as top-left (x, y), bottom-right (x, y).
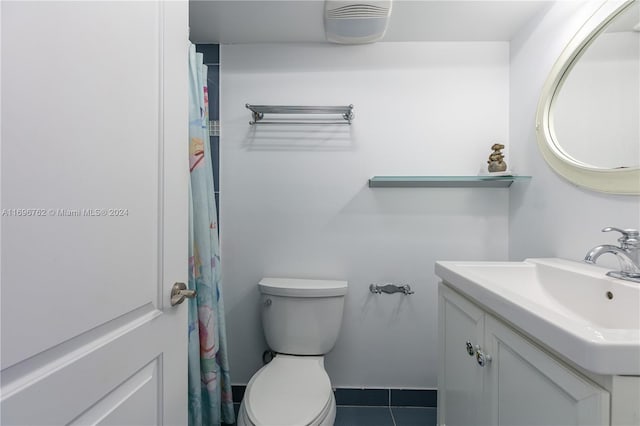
top-left (606, 291), bottom-right (614, 300)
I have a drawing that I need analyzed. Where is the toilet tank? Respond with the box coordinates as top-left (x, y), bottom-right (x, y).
top-left (258, 278), bottom-right (348, 356)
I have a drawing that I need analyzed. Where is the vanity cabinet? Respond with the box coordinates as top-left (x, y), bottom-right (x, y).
top-left (438, 283), bottom-right (610, 426)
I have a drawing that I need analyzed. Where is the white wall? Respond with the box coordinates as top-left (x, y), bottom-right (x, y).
top-left (509, 2), bottom-right (640, 264)
top-left (220, 42), bottom-right (510, 388)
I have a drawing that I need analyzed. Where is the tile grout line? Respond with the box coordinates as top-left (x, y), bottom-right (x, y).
top-left (335, 404), bottom-right (394, 408)
top-left (389, 406), bottom-right (397, 426)
top-left (388, 389), bottom-right (396, 426)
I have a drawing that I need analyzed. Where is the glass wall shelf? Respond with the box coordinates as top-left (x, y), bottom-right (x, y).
top-left (368, 176), bottom-right (532, 188)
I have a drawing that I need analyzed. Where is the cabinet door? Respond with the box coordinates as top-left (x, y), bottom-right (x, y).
top-left (484, 315), bottom-right (610, 426)
top-left (438, 284), bottom-right (486, 426)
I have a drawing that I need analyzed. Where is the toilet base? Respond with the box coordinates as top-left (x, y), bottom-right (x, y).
top-left (237, 392), bottom-right (336, 426)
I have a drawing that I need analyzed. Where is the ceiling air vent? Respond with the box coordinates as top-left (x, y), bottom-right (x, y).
top-left (324, 0), bottom-right (393, 44)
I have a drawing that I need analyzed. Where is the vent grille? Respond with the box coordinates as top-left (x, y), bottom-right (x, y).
top-left (326, 4), bottom-right (390, 19)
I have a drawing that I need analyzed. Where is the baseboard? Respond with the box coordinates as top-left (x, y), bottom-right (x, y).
top-left (335, 388), bottom-right (437, 407)
top-left (232, 385), bottom-right (437, 408)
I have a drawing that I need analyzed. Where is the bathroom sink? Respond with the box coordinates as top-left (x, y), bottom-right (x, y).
top-left (435, 258), bottom-right (640, 375)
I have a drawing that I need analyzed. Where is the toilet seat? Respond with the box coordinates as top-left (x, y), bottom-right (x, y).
top-left (242, 355), bottom-right (334, 426)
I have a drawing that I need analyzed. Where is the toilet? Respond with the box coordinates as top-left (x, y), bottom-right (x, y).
top-left (237, 277), bottom-right (348, 426)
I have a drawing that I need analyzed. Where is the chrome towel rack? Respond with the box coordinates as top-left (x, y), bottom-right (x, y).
top-left (245, 104), bottom-right (354, 125)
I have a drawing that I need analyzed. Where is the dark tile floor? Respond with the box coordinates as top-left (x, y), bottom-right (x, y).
top-left (335, 406), bottom-right (437, 426)
top-left (233, 403), bottom-right (438, 426)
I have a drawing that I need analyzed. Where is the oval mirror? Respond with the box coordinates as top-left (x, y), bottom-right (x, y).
top-left (536, 0), bottom-right (640, 194)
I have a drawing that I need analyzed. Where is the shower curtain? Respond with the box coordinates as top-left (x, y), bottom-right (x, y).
top-left (188, 44), bottom-right (235, 426)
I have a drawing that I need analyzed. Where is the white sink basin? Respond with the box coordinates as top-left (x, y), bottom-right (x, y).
top-left (435, 258), bottom-right (640, 375)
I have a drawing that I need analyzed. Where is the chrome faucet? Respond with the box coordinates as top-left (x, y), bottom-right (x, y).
top-left (584, 227), bottom-right (640, 283)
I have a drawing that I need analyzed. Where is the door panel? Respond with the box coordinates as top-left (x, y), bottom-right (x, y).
top-left (438, 284), bottom-right (485, 426)
top-left (485, 315), bottom-right (610, 426)
top-left (69, 360), bottom-right (159, 426)
top-left (1, 1), bottom-right (161, 369)
top-left (1, 1), bottom-right (188, 425)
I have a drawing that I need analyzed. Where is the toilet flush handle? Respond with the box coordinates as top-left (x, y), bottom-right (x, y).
top-left (264, 298), bottom-right (272, 307)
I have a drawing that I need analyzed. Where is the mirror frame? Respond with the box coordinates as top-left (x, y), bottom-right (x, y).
top-left (536, 0), bottom-right (640, 195)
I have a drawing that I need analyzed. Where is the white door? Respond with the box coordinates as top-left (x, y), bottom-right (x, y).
top-left (438, 284), bottom-right (486, 426)
top-left (1, 1), bottom-right (189, 425)
top-left (484, 315), bottom-right (610, 426)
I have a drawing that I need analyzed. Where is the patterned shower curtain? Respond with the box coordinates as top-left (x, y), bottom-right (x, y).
top-left (188, 44), bottom-right (235, 426)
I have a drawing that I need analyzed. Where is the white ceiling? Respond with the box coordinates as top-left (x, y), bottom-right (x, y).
top-left (189, 0), bottom-right (553, 44)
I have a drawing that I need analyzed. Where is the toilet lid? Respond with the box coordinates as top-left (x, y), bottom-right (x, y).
top-left (245, 355), bottom-right (332, 426)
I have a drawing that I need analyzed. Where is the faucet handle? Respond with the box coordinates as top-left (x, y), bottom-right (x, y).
top-left (602, 227), bottom-right (640, 246)
top-left (602, 227), bottom-right (639, 236)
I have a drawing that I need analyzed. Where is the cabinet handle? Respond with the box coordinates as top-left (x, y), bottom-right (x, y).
top-left (465, 341), bottom-right (476, 356)
top-left (475, 347), bottom-right (492, 367)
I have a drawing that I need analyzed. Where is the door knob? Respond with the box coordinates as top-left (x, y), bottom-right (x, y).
top-left (475, 346), bottom-right (492, 367)
top-left (465, 341), bottom-right (476, 356)
top-left (170, 282), bottom-right (196, 306)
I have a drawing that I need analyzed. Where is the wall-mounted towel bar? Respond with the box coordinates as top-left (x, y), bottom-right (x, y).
top-left (245, 104), bottom-right (354, 125)
top-left (369, 283), bottom-right (415, 295)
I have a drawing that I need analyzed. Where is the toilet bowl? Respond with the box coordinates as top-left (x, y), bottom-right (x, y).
top-left (236, 355), bottom-right (336, 426)
top-left (238, 277), bottom-right (347, 426)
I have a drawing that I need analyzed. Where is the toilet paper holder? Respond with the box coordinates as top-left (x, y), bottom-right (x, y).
top-left (369, 283), bottom-right (415, 295)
